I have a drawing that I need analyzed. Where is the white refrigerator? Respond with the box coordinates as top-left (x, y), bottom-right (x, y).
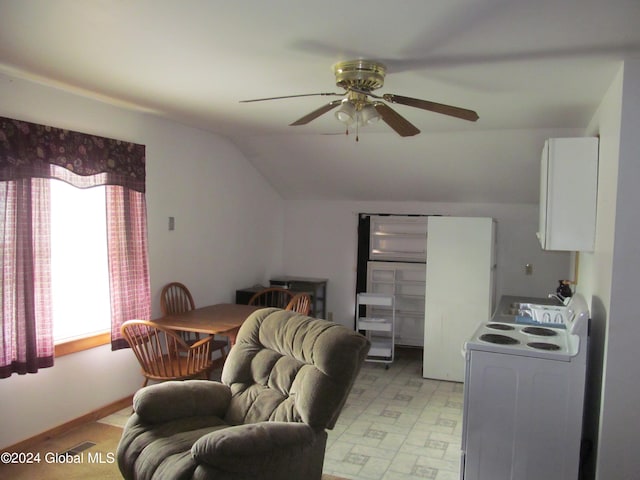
top-left (423, 217), bottom-right (496, 381)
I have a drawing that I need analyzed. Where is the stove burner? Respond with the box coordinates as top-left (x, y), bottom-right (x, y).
top-left (527, 342), bottom-right (561, 351)
top-left (480, 333), bottom-right (520, 345)
top-left (486, 323), bottom-right (515, 331)
top-left (521, 326), bottom-right (557, 337)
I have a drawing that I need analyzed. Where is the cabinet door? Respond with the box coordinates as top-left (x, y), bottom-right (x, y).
top-left (537, 137), bottom-right (598, 251)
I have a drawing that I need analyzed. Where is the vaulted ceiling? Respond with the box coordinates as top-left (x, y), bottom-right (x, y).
top-left (1, 0), bottom-right (639, 203)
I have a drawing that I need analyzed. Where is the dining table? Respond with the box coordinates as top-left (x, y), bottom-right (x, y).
top-left (153, 303), bottom-right (262, 345)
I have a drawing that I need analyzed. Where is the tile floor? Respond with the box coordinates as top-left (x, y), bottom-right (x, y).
top-left (99, 348), bottom-right (463, 480)
top-left (322, 348), bottom-right (463, 480)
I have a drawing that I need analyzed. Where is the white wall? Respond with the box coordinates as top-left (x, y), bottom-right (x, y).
top-left (0, 346), bottom-right (141, 449)
top-left (0, 73), bottom-right (284, 448)
top-left (143, 115), bottom-right (285, 316)
top-left (579, 64), bottom-right (623, 479)
top-left (600, 59), bottom-right (640, 479)
top-left (577, 59), bottom-right (640, 480)
top-left (283, 200), bottom-right (571, 329)
top-left (580, 60), bottom-right (640, 480)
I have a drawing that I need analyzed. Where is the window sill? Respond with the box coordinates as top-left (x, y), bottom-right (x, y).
top-left (55, 332), bottom-right (110, 357)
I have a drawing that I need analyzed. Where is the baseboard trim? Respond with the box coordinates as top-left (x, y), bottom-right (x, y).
top-left (2, 394), bottom-right (133, 453)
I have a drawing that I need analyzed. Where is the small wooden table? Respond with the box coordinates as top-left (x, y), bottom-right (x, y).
top-left (153, 303), bottom-right (262, 345)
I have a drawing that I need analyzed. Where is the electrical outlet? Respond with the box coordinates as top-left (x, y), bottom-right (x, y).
top-left (525, 263), bottom-right (533, 275)
top-left (168, 216), bottom-right (175, 231)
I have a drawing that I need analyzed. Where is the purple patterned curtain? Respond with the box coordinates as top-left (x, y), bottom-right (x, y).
top-left (107, 186), bottom-right (151, 350)
top-left (0, 116), bottom-right (148, 377)
top-left (0, 178), bottom-right (54, 377)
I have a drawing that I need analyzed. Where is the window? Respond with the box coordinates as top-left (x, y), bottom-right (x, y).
top-left (1, 115), bottom-right (150, 378)
top-left (50, 180), bottom-right (111, 343)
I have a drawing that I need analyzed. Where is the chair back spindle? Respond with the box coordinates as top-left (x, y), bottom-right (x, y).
top-left (285, 292), bottom-right (312, 315)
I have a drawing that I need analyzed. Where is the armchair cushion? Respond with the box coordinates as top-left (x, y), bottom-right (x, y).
top-left (134, 380), bottom-right (231, 424)
top-left (192, 422), bottom-right (316, 473)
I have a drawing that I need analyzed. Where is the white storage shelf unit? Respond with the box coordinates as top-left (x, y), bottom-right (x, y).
top-left (367, 261), bottom-right (425, 347)
top-left (357, 292), bottom-right (395, 366)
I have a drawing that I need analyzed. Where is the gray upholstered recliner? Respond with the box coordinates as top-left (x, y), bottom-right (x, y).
top-left (117, 308), bottom-right (370, 480)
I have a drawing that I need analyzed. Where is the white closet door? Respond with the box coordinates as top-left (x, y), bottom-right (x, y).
top-left (423, 217), bottom-right (495, 381)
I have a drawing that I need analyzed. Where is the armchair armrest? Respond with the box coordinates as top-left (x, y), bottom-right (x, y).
top-left (133, 380), bottom-right (231, 424)
top-left (191, 422), bottom-right (317, 473)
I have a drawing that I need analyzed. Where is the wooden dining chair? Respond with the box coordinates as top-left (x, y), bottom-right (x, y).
top-left (160, 282), bottom-right (197, 341)
top-left (285, 292), bottom-right (312, 315)
top-left (248, 287), bottom-right (295, 309)
top-left (160, 282), bottom-right (229, 365)
top-left (121, 320), bottom-right (215, 387)
top-left (160, 281), bottom-right (195, 314)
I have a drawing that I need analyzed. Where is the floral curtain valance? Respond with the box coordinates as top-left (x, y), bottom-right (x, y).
top-left (0, 116), bottom-right (146, 193)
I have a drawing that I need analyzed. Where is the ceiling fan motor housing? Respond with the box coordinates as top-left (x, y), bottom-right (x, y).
top-left (333, 60), bottom-right (386, 92)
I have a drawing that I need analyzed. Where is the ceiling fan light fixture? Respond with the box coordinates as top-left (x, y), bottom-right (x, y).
top-left (335, 99), bottom-right (357, 125)
top-left (359, 103), bottom-right (380, 126)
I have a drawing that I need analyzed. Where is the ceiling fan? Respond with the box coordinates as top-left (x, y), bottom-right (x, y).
top-left (240, 59), bottom-right (479, 138)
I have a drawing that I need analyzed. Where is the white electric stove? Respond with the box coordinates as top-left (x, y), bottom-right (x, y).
top-left (460, 293), bottom-right (590, 480)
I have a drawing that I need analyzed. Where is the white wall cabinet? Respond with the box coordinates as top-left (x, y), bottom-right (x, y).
top-left (423, 217), bottom-right (496, 382)
top-left (537, 137), bottom-right (599, 252)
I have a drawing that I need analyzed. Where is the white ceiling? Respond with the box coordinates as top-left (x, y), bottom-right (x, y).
top-left (1, 0), bottom-right (639, 203)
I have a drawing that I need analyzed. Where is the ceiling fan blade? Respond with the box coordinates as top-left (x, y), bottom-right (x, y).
top-left (383, 93), bottom-right (479, 122)
top-left (373, 103), bottom-right (420, 137)
top-left (290, 100), bottom-right (343, 126)
top-left (240, 92), bottom-right (343, 103)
